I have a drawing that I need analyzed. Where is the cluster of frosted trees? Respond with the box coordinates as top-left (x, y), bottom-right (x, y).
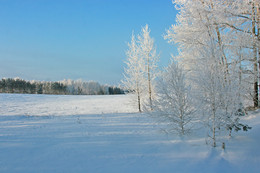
top-left (0, 78), bottom-right (124, 95)
top-left (61, 79), bottom-right (124, 95)
top-left (124, 0), bottom-right (258, 147)
top-left (122, 24), bottom-right (159, 112)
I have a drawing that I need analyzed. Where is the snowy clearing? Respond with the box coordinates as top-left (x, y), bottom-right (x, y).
top-left (0, 94), bottom-right (260, 173)
top-left (0, 94), bottom-right (136, 116)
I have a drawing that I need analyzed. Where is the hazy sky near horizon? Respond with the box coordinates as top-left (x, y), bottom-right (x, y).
top-left (0, 0), bottom-right (177, 85)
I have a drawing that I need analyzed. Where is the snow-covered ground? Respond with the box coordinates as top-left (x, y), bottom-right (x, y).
top-left (0, 94), bottom-right (259, 173)
top-left (0, 94), bottom-right (136, 116)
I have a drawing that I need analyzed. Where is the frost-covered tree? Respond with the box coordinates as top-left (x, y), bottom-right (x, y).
top-left (194, 49), bottom-right (240, 147)
top-left (164, 0), bottom-right (252, 147)
top-left (61, 79), bottom-right (111, 95)
top-left (196, 52), bottom-right (251, 147)
top-left (138, 24), bottom-right (159, 110)
top-left (165, 0), bottom-right (260, 108)
top-left (122, 33), bottom-right (145, 112)
top-left (153, 58), bottom-right (195, 136)
top-left (123, 25), bottom-right (159, 112)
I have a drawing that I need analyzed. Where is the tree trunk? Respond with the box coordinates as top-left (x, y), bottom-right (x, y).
top-left (257, 2), bottom-right (260, 108)
top-left (147, 54), bottom-right (153, 110)
top-left (209, 0), bottom-right (229, 75)
top-left (137, 87), bottom-right (141, 112)
top-left (215, 25), bottom-right (228, 74)
top-left (213, 110), bottom-right (216, 147)
top-left (252, 2), bottom-right (259, 108)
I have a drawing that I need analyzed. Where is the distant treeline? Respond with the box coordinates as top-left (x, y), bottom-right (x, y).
top-left (0, 78), bottom-right (124, 95)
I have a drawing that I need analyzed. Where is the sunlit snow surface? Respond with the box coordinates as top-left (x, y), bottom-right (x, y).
top-left (0, 94), bottom-right (136, 116)
top-left (0, 94), bottom-right (259, 173)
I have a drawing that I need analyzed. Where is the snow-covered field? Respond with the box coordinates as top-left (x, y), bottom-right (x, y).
top-left (0, 94), bottom-right (136, 116)
top-left (0, 94), bottom-right (260, 173)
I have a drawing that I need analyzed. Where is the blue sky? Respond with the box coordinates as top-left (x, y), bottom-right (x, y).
top-left (0, 0), bottom-right (177, 85)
